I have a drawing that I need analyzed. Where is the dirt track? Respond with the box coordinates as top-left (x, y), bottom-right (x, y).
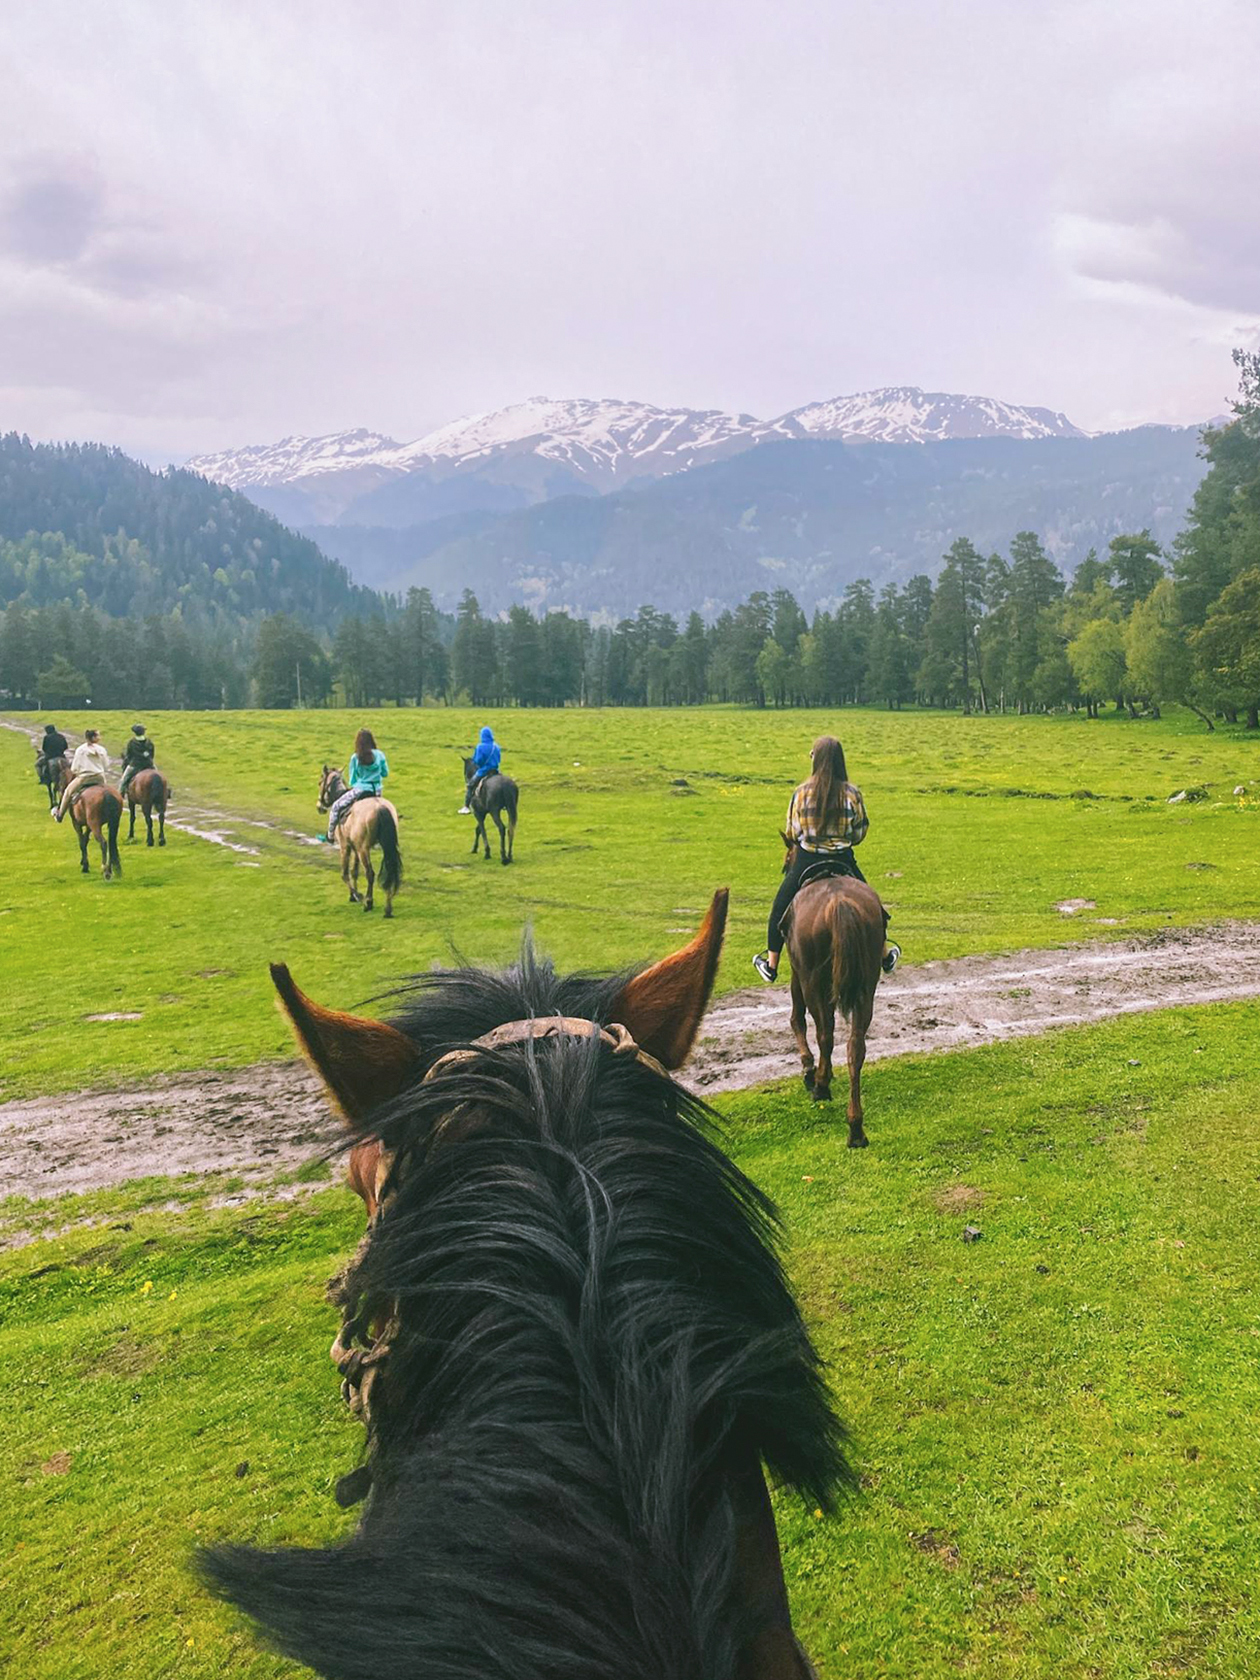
top-left (3, 924), bottom-right (1259, 1201)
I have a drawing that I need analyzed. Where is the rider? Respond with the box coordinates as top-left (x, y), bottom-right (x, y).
top-left (52, 728), bottom-right (110, 822)
top-left (459, 725), bottom-right (501, 815)
top-left (752, 734), bottom-right (900, 982)
top-left (324, 728), bottom-right (389, 842)
top-left (119, 723), bottom-right (156, 798)
top-left (35, 722), bottom-right (68, 781)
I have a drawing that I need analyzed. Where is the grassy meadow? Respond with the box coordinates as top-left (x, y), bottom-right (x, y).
top-left (5, 999), bottom-right (1260, 1679)
top-left (0, 703), bottom-right (1257, 1100)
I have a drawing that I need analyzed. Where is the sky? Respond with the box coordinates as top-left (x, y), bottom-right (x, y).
top-left (0, 0), bottom-right (1257, 461)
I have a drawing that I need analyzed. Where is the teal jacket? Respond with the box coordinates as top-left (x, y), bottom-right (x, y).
top-left (348, 750), bottom-right (389, 794)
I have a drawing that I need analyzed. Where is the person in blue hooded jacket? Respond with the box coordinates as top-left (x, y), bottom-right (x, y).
top-left (459, 726), bottom-right (501, 814)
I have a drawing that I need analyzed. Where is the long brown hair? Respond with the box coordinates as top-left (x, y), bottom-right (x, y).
top-left (808, 735), bottom-right (848, 826)
top-left (354, 727), bottom-right (377, 768)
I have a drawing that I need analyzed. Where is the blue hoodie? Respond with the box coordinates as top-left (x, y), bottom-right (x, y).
top-left (472, 726), bottom-right (501, 776)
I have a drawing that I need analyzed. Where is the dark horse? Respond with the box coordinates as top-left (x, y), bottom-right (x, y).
top-left (54, 761), bottom-right (122, 881)
top-left (462, 751), bottom-right (518, 865)
top-left (126, 767), bottom-right (170, 847)
top-left (36, 752), bottom-right (67, 810)
top-left (201, 892), bottom-right (849, 1678)
top-left (779, 837), bottom-right (887, 1146)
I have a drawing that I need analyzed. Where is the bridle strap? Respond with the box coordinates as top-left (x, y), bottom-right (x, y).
top-left (422, 1015), bottom-right (668, 1083)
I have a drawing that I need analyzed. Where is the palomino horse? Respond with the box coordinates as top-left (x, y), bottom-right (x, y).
top-left (126, 768), bottom-right (170, 847)
top-left (461, 751), bottom-right (518, 865)
top-left (55, 761), bottom-right (123, 881)
top-left (779, 838), bottom-right (887, 1146)
top-left (202, 892), bottom-right (847, 1679)
top-left (317, 766), bottom-right (403, 917)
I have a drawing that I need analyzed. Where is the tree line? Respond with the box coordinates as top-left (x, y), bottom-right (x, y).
top-left (2, 355), bottom-right (1256, 722)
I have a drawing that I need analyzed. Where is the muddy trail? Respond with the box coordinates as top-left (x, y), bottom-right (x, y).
top-left (3, 923), bottom-right (1259, 1203)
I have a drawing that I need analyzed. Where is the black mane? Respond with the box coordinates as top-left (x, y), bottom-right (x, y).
top-left (201, 947), bottom-right (849, 1679)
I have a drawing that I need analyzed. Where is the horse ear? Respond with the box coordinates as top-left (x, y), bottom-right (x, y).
top-left (610, 889), bottom-right (728, 1070)
top-left (270, 963), bottom-right (419, 1123)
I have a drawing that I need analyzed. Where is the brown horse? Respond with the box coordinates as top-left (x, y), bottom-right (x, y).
top-left (126, 767), bottom-right (169, 846)
top-left (317, 766), bottom-right (403, 917)
top-left (780, 838), bottom-right (886, 1145)
top-left (56, 760), bottom-right (123, 881)
top-left (205, 893), bottom-right (845, 1679)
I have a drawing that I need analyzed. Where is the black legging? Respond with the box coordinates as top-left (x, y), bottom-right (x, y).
top-left (767, 848), bottom-right (866, 954)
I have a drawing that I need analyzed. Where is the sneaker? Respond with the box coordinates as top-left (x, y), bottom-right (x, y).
top-left (881, 943), bottom-right (901, 975)
top-left (317, 834), bottom-right (331, 844)
top-left (457, 805), bottom-right (471, 815)
top-left (751, 952), bottom-right (778, 984)
top-left (51, 809), bottom-right (61, 822)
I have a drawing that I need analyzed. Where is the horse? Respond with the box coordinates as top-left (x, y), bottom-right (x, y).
top-left (56, 761), bottom-right (123, 882)
top-left (462, 751), bottom-right (518, 865)
top-left (201, 891), bottom-right (849, 1679)
top-left (36, 752), bottom-right (68, 809)
top-left (126, 767), bottom-right (170, 847)
top-left (317, 766), bottom-right (403, 917)
top-left (779, 837), bottom-right (888, 1146)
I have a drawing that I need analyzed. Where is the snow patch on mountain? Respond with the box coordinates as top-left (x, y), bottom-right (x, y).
top-left (186, 429), bottom-right (403, 489)
top-left (773, 386), bottom-right (1084, 444)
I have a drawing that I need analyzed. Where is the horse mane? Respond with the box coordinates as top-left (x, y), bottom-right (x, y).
top-left (201, 945), bottom-right (849, 1679)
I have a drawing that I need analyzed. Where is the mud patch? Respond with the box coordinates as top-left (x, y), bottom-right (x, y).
top-left (933, 1184), bottom-right (986, 1215)
top-left (686, 921), bottom-right (1260, 1094)
top-left (1054, 899), bottom-right (1096, 915)
top-left (4, 924), bottom-right (1260, 1198)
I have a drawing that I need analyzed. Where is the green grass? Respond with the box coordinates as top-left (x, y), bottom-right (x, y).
top-left (1, 704), bottom-right (1257, 1100)
top-left (4, 1000), bottom-right (1260, 1678)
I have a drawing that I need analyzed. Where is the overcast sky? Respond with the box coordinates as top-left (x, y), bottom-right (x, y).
top-left (1, 0), bottom-right (1256, 460)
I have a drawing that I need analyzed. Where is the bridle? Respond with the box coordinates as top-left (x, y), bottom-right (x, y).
top-left (327, 1014), bottom-right (668, 1495)
top-left (318, 766), bottom-right (346, 812)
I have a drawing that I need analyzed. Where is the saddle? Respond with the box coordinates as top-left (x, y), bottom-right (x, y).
top-left (797, 854), bottom-right (859, 890)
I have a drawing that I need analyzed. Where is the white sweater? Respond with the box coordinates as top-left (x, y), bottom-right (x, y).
top-left (69, 741), bottom-right (110, 778)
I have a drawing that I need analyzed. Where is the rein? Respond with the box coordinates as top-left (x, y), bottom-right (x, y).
top-left (327, 1013), bottom-right (668, 1498)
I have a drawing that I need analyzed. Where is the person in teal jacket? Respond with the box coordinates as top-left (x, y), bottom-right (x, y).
top-left (325, 728), bottom-right (389, 841)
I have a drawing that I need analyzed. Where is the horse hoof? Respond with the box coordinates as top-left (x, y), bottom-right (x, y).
top-left (801, 1068), bottom-right (816, 1091)
top-left (811, 1086), bottom-right (832, 1104)
top-left (159, 838), bottom-right (165, 847)
top-left (146, 838), bottom-right (154, 848)
top-left (847, 1131), bottom-right (869, 1148)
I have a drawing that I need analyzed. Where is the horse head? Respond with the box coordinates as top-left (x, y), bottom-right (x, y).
top-left (317, 764), bottom-right (344, 813)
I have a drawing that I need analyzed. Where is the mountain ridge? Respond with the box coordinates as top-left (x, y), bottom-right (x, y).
top-left (186, 386), bottom-right (1090, 525)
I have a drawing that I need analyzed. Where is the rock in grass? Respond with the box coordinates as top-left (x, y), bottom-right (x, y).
top-left (1167, 786), bottom-right (1209, 804)
top-left (962, 1224), bottom-right (983, 1243)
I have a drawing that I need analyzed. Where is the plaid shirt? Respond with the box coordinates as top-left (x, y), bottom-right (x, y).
top-left (787, 779), bottom-right (869, 854)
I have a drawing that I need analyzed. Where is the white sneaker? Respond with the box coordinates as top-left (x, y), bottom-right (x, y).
top-left (457, 805), bottom-right (471, 815)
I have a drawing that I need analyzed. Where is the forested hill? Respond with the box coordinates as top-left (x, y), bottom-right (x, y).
top-left (0, 433), bottom-right (372, 626)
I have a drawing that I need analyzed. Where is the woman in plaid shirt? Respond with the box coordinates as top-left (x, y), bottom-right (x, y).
top-left (753, 735), bottom-right (900, 982)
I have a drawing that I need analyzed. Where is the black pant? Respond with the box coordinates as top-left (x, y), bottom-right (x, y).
top-left (767, 848), bottom-right (866, 954)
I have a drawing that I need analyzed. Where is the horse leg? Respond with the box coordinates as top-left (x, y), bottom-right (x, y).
top-left (361, 844), bottom-right (375, 912)
top-left (470, 813), bottom-right (483, 855)
top-left (789, 971), bottom-right (815, 1091)
top-left (341, 835), bottom-right (359, 902)
top-left (811, 995), bottom-right (835, 1104)
top-left (77, 820), bottom-right (90, 874)
top-left (492, 807), bottom-right (508, 865)
top-left (845, 996), bottom-right (874, 1148)
top-left (97, 821), bottom-right (111, 880)
top-left (127, 798), bottom-right (136, 841)
top-left (157, 802), bottom-right (166, 846)
top-left (144, 800), bottom-right (155, 847)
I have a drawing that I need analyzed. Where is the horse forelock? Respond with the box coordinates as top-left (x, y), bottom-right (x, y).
top-left (209, 949), bottom-right (848, 1678)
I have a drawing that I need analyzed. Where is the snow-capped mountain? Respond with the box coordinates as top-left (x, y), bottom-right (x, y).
top-left (186, 387), bottom-right (1089, 526)
top-left (188, 428), bottom-right (403, 489)
top-left (773, 386), bottom-right (1084, 444)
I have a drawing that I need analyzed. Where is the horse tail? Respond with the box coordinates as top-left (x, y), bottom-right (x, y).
top-left (376, 807), bottom-right (402, 895)
top-left (107, 795), bottom-right (123, 878)
top-left (506, 780), bottom-right (518, 836)
top-left (827, 888), bottom-right (881, 1021)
